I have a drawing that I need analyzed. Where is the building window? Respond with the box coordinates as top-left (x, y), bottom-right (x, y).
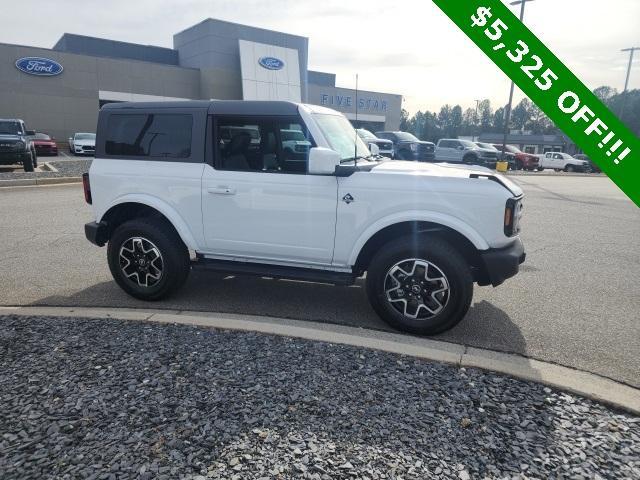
top-left (215, 117), bottom-right (315, 173)
top-left (105, 114), bottom-right (192, 158)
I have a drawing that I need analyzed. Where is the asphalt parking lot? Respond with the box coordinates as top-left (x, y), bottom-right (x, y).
top-left (0, 175), bottom-right (638, 387)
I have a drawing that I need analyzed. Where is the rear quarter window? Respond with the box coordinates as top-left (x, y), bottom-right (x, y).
top-left (105, 114), bottom-right (193, 159)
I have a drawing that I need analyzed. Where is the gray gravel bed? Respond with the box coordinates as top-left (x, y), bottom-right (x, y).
top-left (1, 315), bottom-right (638, 480)
top-left (0, 160), bottom-right (91, 180)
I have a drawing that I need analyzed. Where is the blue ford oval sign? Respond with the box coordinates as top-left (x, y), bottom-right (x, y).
top-left (15, 57), bottom-right (63, 76)
top-left (258, 57), bottom-right (285, 71)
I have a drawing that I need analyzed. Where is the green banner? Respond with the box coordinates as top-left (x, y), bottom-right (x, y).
top-left (432, 0), bottom-right (639, 207)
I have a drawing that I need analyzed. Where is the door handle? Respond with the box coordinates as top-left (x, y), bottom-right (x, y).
top-left (207, 186), bottom-right (236, 195)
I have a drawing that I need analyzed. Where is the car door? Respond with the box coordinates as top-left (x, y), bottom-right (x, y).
top-left (201, 115), bottom-right (338, 265)
top-left (553, 153), bottom-right (564, 168)
top-left (440, 140), bottom-right (457, 161)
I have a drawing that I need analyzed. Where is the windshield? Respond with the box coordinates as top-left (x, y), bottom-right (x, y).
top-left (357, 129), bottom-right (377, 140)
top-left (0, 121), bottom-right (22, 135)
top-left (506, 145), bottom-right (522, 153)
top-left (459, 140), bottom-right (477, 148)
top-left (314, 114), bottom-right (370, 161)
top-left (395, 132), bottom-right (419, 142)
top-left (281, 130), bottom-right (307, 142)
top-left (34, 133), bottom-right (51, 140)
top-left (75, 133), bottom-right (96, 141)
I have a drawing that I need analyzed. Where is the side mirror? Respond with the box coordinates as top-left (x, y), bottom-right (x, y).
top-left (308, 147), bottom-right (341, 175)
top-left (369, 143), bottom-right (380, 156)
top-left (25, 130), bottom-right (36, 136)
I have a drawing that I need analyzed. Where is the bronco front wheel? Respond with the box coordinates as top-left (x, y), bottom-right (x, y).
top-left (366, 235), bottom-right (473, 335)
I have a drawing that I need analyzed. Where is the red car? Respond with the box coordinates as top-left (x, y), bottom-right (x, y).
top-left (492, 144), bottom-right (539, 171)
top-left (31, 132), bottom-right (58, 156)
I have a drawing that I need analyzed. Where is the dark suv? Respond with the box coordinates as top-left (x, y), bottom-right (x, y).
top-left (375, 131), bottom-right (435, 161)
top-left (0, 119), bottom-right (38, 171)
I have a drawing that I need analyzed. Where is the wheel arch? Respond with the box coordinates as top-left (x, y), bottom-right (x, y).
top-left (351, 219), bottom-right (490, 284)
top-left (98, 197), bottom-right (198, 250)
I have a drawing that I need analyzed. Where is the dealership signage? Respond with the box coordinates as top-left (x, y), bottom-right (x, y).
top-left (258, 56), bottom-right (285, 70)
top-left (15, 57), bottom-right (63, 76)
top-left (320, 94), bottom-right (388, 112)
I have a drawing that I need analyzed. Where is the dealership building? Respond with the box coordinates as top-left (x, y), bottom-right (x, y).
top-left (0, 18), bottom-right (402, 143)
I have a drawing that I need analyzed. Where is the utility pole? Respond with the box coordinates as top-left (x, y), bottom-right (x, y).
top-left (474, 99), bottom-right (481, 141)
top-left (619, 47), bottom-right (639, 121)
top-left (501, 0), bottom-right (535, 159)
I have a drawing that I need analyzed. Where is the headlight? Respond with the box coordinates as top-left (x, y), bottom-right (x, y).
top-left (410, 144), bottom-right (418, 152)
top-left (504, 197), bottom-right (523, 237)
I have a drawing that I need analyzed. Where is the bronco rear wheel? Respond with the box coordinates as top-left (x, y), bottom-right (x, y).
top-left (107, 218), bottom-right (190, 300)
top-left (366, 235), bottom-right (473, 335)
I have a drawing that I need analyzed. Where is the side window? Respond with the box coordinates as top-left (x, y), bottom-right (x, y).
top-left (279, 123), bottom-right (313, 173)
top-left (553, 153), bottom-right (562, 159)
top-left (215, 117), bottom-right (315, 174)
top-left (440, 140), bottom-right (453, 148)
top-left (105, 114), bottom-right (192, 158)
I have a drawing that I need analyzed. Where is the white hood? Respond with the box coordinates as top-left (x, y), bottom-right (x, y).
top-left (371, 160), bottom-right (524, 197)
top-left (74, 138), bottom-right (95, 147)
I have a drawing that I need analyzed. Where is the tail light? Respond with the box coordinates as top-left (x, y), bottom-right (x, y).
top-left (82, 172), bottom-right (92, 204)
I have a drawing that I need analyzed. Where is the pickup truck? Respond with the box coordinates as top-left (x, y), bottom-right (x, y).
top-left (435, 139), bottom-right (499, 168)
top-left (356, 129), bottom-right (394, 158)
top-left (492, 144), bottom-right (539, 171)
top-left (83, 100), bottom-right (525, 335)
top-left (538, 152), bottom-right (589, 172)
top-left (0, 119), bottom-right (38, 171)
top-left (374, 131), bottom-right (435, 161)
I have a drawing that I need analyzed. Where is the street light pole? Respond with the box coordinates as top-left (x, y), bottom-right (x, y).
top-left (619, 47), bottom-right (639, 121)
top-left (474, 99), bottom-right (481, 141)
top-left (501, 0), bottom-right (535, 160)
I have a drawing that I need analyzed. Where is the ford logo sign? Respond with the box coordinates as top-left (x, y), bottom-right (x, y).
top-left (258, 57), bottom-right (285, 71)
top-left (15, 57), bottom-right (63, 76)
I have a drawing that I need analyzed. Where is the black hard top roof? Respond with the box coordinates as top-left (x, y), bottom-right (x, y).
top-left (101, 100), bottom-right (301, 116)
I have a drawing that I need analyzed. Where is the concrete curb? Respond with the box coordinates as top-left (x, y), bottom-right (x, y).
top-left (0, 176), bottom-right (81, 188)
top-left (2, 305), bottom-right (638, 415)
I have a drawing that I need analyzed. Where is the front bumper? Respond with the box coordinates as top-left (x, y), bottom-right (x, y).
top-left (0, 151), bottom-right (30, 165)
top-left (479, 238), bottom-right (526, 287)
top-left (85, 221), bottom-right (109, 247)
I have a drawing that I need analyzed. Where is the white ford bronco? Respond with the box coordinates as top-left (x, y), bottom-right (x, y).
top-left (84, 101), bottom-right (525, 335)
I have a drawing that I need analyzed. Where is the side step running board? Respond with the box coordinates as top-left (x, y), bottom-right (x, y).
top-left (192, 257), bottom-right (356, 286)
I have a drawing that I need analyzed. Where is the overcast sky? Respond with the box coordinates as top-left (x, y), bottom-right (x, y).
top-left (3, 0), bottom-right (639, 113)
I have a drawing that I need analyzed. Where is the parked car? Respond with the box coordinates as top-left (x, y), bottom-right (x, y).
top-left (0, 118), bottom-right (37, 171)
top-left (68, 132), bottom-right (96, 156)
top-left (83, 100), bottom-right (525, 336)
top-left (492, 144), bottom-right (539, 171)
top-left (538, 152), bottom-right (589, 172)
top-left (356, 129), bottom-right (394, 158)
top-left (281, 128), bottom-right (312, 158)
top-left (30, 132), bottom-right (58, 156)
top-left (435, 139), bottom-right (499, 168)
top-left (375, 131), bottom-right (435, 161)
top-left (574, 154), bottom-right (601, 173)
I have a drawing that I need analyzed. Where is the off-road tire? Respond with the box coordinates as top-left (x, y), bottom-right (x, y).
top-left (22, 152), bottom-right (34, 172)
top-left (366, 235), bottom-right (473, 335)
top-left (397, 149), bottom-right (411, 160)
top-left (463, 154), bottom-right (478, 165)
top-left (107, 218), bottom-right (190, 301)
